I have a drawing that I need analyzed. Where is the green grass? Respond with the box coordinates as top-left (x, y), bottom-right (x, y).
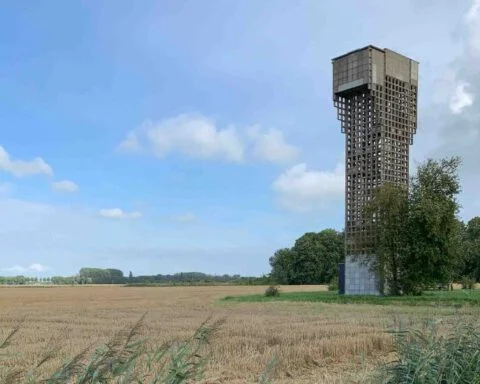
top-left (222, 289), bottom-right (480, 307)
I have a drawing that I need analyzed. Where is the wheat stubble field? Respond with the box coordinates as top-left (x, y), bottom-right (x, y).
top-left (1, 285), bottom-right (477, 383)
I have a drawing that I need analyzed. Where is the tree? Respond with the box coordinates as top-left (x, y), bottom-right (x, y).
top-left (404, 157), bottom-right (461, 293)
top-left (14, 275), bottom-right (26, 285)
top-left (364, 157), bottom-right (461, 295)
top-left (269, 229), bottom-right (344, 284)
top-left (106, 268), bottom-right (124, 283)
top-left (363, 183), bottom-right (409, 295)
top-left (269, 248), bottom-right (295, 284)
top-left (79, 268), bottom-right (125, 284)
top-left (456, 217), bottom-right (480, 281)
top-left (128, 271), bottom-right (133, 280)
top-left (465, 217), bottom-right (480, 281)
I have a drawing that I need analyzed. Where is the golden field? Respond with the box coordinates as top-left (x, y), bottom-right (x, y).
top-left (1, 285), bottom-right (478, 383)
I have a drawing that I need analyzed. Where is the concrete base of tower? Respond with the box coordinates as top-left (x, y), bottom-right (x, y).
top-left (344, 255), bottom-right (380, 295)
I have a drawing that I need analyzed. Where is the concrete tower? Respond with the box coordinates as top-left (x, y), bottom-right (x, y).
top-left (332, 46), bottom-right (419, 295)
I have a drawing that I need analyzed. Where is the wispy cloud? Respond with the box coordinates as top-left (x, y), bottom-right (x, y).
top-left (247, 126), bottom-right (299, 164)
top-left (1, 263), bottom-right (50, 274)
top-left (117, 131), bottom-right (142, 153)
top-left (450, 80), bottom-right (475, 115)
top-left (52, 180), bottom-right (79, 193)
top-left (99, 208), bottom-right (142, 220)
top-left (28, 263), bottom-right (50, 272)
top-left (170, 212), bottom-right (197, 223)
top-left (0, 146), bottom-right (53, 177)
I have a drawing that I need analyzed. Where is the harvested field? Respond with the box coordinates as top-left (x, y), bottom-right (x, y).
top-left (1, 285), bottom-right (478, 383)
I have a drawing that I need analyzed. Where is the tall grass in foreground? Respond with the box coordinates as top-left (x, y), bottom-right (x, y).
top-left (375, 320), bottom-right (480, 384)
top-left (1, 315), bottom-right (265, 384)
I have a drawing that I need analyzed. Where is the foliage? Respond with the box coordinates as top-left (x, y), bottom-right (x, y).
top-left (404, 157), bottom-right (462, 293)
top-left (362, 183), bottom-right (409, 295)
top-left (0, 271), bottom-right (272, 286)
top-left (223, 289), bottom-right (480, 307)
top-left (374, 320), bottom-right (480, 383)
top-left (456, 217), bottom-right (480, 282)
top-left (79, 268), bottom-right (125, 284)
top-left (0, 276), bottom-right (29, 285)
top-left (268, 248), bottom-right (294, 285)
top-left (269, 229), bottom-right (344, 285)
top-left (128, 272), bottom-right (271, 286)
top-left (0, 315), bottom-right (226, 384)
top-left (264, 285), bottom-right (280, 297)
top-left (328, 277), bottom-right (339, 291)
top-left (461, 276), bottom-right (475, 290)
top-left (362, 157), bottom-right (462, 295)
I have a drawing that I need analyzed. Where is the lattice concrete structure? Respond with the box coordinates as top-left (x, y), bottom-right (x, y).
top-left (332, 46), bottom-right (418, 295)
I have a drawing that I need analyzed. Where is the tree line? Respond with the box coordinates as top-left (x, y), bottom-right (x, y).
top-left (0, 268), bottom-right (270, 286)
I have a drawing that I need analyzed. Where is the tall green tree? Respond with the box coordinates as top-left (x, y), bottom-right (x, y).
top-left (364, 157), bottom-right (461, 295)
top-left (404, 157), bottom-right (461, 293)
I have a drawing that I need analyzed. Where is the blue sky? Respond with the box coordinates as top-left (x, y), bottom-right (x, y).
top-left (1, 0), bottom-right (479, 277)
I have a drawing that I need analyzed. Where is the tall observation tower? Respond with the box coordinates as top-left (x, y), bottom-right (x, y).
top-left (332, 46), bottom-right (419, 295)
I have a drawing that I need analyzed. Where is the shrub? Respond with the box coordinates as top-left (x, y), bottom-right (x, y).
top-left (328, 277), bottom-right (339, 291)
top-left (264, 285), bottom-right (280, 297)
top-left (374, 320), bottom-right (480, 383)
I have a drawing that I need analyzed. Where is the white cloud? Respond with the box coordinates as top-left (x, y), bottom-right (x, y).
top-left (466, 0), bottom-right (480, 56)
top-left (170, 212), bottom-right (196, 223)
top-left (450, 81), bottom-right (474, 114)
top-left (432, 1), bottom-right (478, 116)
top-left (117, 131), bottom-right (142, 153)
top-left (429, 0), bottom-right (480, 174)
top-left (29, 263), bottom-right (50, 272)
top-left (0, 146), bottom-right (53, 177)
top-left (467, 0), bottom-right (480, 22)
top-left (247, 126), bottom-right (299, 164)
top-left (119, 114), bottom-right (298, 165)
top-left (133, 115), bottom-right (244, 162)
top-left (1, 263), bottom-right (49, 274)
top-left (52, 180), bottom-right (79, 193)
top-left (99, 208), bottom-right (142, 220)
top-left (272, 163), bottom-right (344, 212)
